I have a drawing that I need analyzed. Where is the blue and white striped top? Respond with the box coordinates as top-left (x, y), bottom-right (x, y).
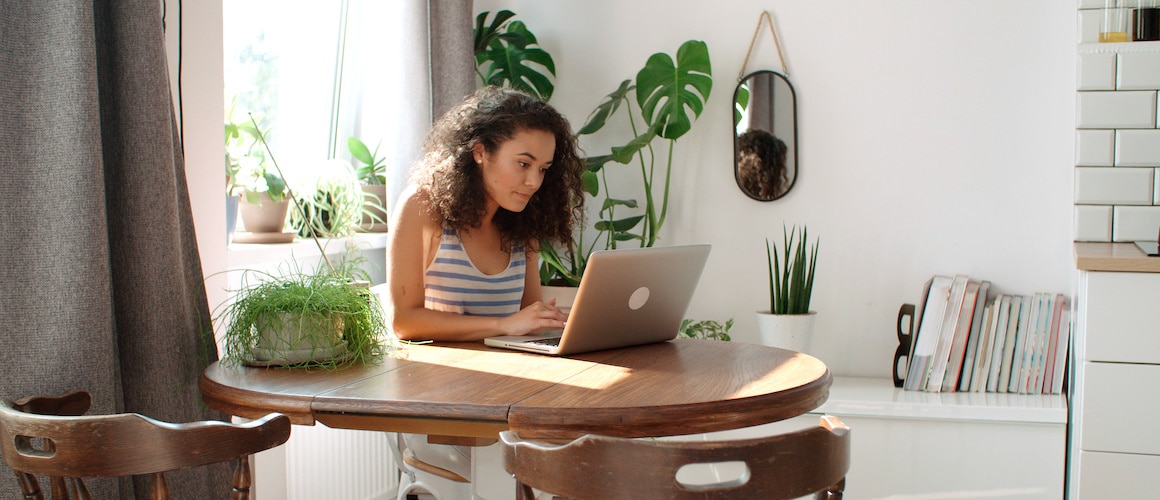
top-left (423, 228), bottom-right (526, 317)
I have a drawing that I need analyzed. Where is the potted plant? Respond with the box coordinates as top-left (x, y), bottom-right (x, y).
top-left (226, 111), bottom-right (289, 239)
top-left (538, 40), bottom-right (713, 304)
top-left (215, 257), bottom-right (388, 367)
top-left (678, 318), bottom-right (734, 341)
top-left (757, 225), bottom-right (819, 352)
top-left (347, 136), bottom-right (389, 232)
top-left (289, 159), bottom-right (365, 239)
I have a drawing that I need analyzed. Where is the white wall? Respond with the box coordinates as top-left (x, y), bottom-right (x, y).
top-left (474, 0), bottom-right (1077, 376)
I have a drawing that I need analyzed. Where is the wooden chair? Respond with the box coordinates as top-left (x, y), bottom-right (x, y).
top-left (500, 415), bottom-right (850, 500)
top-left (0, 390), bottom-right (291, 499)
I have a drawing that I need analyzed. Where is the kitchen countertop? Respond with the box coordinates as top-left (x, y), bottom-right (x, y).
top-left (1075, 242), bottom-right (1160, 273)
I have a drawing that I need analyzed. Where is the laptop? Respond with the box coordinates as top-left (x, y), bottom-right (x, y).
top-left (484, 244), bottom-right (711, 356)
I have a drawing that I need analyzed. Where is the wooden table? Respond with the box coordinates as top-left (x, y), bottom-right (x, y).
top-left (200, 338), bottom-right (831, 441)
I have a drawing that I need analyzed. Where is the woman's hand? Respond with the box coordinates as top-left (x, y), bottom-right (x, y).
top-left (503, 298), bottom-right (567, 336)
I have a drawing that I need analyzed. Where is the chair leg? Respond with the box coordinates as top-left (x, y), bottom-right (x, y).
top-left (814, 477), bottom-right (845, 500)
top-left (72, 478), bottom-right (91, 500)
top-left (232, 455), bottom-right (253, 500)
top-left (14, 471), bottom-right (43, 500)
top-left (515, 481), bottom-right (536, 500)
top-left (150, 472), bottom-right (169, 500)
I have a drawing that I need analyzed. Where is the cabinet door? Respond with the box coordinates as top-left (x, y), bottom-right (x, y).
top-left (1085, 272), bottom-right (1160, 364)
top-left (1081, 362), bottom-right (1160, 455)
top-left (1079, 451), bottom-right (1160, 498)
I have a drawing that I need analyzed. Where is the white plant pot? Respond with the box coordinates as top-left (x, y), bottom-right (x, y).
top-left (252, 312), bottom-right (346, 364)
top-left (541, 285), bottom-right (578, 314)
top-left (755, 311), bottom-right (817, 353)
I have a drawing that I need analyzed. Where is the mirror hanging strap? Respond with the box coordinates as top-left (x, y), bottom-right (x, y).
top-left (739, 11), bottom-right (789, 81)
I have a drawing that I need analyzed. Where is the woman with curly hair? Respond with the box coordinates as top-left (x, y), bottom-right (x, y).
top-left (386, 86), bottom-right (585, 342)
top-left (737, 128), bottom-right (788, 200)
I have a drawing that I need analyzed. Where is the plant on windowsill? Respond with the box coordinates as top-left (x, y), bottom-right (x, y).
top-left (756, 224), bottom-right (819, 352)
top-left (539, 40), bottom-right (714, 291)
top-left (226, 110), bottom-right (290, 239)
top-left (348, 136), bottom-right (388, 232)
top-left (215, 256), bottom-right (388, 368)
top-left (289, 159), bottom-right (366, 239)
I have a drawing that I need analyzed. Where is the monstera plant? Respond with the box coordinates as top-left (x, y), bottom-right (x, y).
top-left (474, 10), bottom-right (556, 101)
top-left (540, 40), bottom-right (713, 286)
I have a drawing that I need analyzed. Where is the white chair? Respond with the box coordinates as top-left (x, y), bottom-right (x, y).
top-left (388, 432), bottom-right (473, 500)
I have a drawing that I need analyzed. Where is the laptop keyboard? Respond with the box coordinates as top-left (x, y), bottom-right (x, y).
top-left (528, 337), bottom-right (561, 346)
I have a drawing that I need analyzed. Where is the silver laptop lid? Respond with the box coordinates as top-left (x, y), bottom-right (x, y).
top-left (552, 244), bottom-right (711, 355)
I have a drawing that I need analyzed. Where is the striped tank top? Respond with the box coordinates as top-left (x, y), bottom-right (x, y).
top-left (424, 228), bottom-right (526, 317)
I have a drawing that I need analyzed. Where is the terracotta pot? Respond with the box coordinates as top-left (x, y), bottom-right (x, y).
top-left (238, 193), bottom-right (289, 233)
top-left (755, 311), bottom-right (816, 353)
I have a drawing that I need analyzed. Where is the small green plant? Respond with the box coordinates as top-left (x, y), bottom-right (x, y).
top-left (766, 225), bottom-right (819, 315)
top-left (216, 258), bottom-right (387, 368)
top-left (678, 318), bottom-right (733, 341)
top-left (347, 137), bottom-right (386, 185)
top-left (225, 102), bottom-right (286, 203)
top-left (289, 160), bottom-right (364, 238)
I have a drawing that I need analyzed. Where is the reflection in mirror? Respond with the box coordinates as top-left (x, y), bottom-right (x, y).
top-left (734, 70), bottom-right (797, 201)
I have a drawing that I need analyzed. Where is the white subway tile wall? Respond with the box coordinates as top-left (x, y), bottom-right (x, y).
top-left (1077, 129), bottom-right (1116, 166)
top-left (1075, 4), bottom-right (1160, 241)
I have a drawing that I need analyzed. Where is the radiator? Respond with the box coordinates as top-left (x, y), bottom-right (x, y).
top-left (283, 424), bottom-right (398, 500)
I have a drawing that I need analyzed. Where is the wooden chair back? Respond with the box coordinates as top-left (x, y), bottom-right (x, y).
top-left (0, 390), bottom-right (292, 499)
top-left (500, 415), bottom-right (850, 500)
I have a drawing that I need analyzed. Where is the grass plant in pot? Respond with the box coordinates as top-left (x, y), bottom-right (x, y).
top-left (757, 225), bottom-right (819, 353)
top-left (216, 257), bottom-right (388, 368)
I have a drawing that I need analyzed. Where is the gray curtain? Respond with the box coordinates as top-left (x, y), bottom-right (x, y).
top-left (0, 1), bottom-right (225, 498)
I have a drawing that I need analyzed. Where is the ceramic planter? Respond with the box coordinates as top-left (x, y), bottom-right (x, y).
top-left (238, 192), bottom-right (289, 233)
top-left (251, 312), bottom-right (346, 364)
top-left (755, 311), bottom-right (816, 353)
top-left (541, 285), bottom-right (578, 314)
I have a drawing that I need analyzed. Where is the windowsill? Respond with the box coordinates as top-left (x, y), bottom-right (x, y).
top-left (1079, 40), bottom-right (1160, 54)
top-left (226, 232), bottom-right (387, 270)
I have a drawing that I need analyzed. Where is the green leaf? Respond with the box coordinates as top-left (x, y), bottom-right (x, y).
top-left (347, 137), bottom-right (373, 165)
top-left (635, 40), bottom-right (713, 140)
top-left (585, 154), bottom-right (617, 173)
top-left (580, 170), bottom-right (599, 197)
top-left (473, 10), bottom-right (517, 56)
top-left (478, 19), bottom-right (556, 101)
top-left (594, 215), bottom-right (644, 232)
top-left (734, 82), bottom-right (750, 127)
top-left (601, 198), bottom-right (638, 211)
top-left (608, 125), bottom-right (660, 164)
top-left (577, 80), bottom-right (633, 135)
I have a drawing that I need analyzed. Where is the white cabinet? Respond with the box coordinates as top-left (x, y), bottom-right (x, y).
top-left (1071, 270), bottom-right (1160, 498)
top-left (702, 377), bottom-right (1066, 499)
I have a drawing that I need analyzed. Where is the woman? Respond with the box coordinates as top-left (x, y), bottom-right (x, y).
top-left (386, 86), bottom-right (585, 342)
top-left (384, 86), bottom-right (585, 483)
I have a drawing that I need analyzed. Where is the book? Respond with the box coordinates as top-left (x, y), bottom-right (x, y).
top-left (942, 280), bottom-right (981, 391)
top-left (985, 295), bottom-right (1012, 393)
top-left (1029, 294), bottom-right (1057, 393)
top-left (1040, 294), bottom-right (1066, 394)
top-left (969, 299), bottom-right (998, 392)
top-left (904, 276), bottom-right (936, 389)
top-left (1016, 293), bottom-right (1045, 394)
top-left (906, 276), bottom-right (953, 391)
top-left (1050, 310), bottom-right (1071, 394)
top-left (925, 275), bottom-right (970, 392)
top-left (996, 295), bottom-right (1023, 393)
top-left (958, 281), bottom-right (991, 391)
top-left (1006, 295), bottom-right (1033, 393)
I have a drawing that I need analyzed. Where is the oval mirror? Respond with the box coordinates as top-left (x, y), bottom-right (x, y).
top-left (734, 70), bottom-right (797, 201)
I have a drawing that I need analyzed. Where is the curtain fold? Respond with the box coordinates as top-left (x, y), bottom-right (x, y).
top-left (1, 1), bottom-right (225, 498)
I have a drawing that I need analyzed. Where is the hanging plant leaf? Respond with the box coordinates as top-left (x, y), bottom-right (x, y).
top-left (635, 40), bottom-right (713, 140)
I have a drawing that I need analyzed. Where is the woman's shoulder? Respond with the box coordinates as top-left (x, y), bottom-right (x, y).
top-left (396, 186), bottom-right (443, 229)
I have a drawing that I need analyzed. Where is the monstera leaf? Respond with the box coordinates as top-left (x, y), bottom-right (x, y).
top-left (635, 40), bottom-right (712, 140)
top-left (577, 80), bottom-right (633, 136)
top-left (474, 11), bottom-right (556, 101)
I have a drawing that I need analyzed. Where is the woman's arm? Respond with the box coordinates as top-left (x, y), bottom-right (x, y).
top-left (386, 190), bottom-right (565, 341)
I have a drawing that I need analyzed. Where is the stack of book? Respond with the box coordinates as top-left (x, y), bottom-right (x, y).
top-left (903, 275), bottom-right (1070, 394)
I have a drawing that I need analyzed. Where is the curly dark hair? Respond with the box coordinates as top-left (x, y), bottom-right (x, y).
top-left (737, 128), bottom-right (788, 199)
top-left (411, 86), bottom-right (585, 251)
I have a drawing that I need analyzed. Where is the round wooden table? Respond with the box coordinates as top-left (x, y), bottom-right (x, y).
top-left (200, 338), bottom-right (831, 441)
